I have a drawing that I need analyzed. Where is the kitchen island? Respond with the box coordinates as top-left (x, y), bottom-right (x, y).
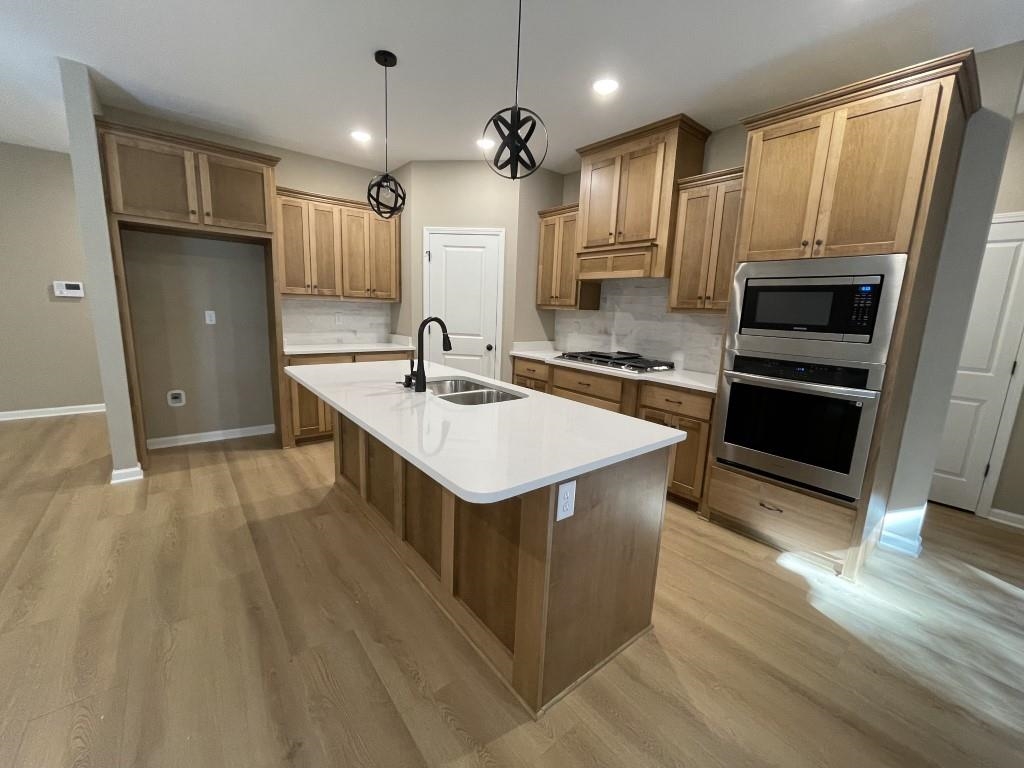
top-left (285, 360), bottom-right (686, 715)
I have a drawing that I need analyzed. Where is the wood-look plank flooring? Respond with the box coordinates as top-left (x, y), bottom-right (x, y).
top-left (1, 413), bottom-right (1022, 766)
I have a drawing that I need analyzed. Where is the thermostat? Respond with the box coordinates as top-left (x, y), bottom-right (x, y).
top-left (53, 280), bottom-right (85, 298)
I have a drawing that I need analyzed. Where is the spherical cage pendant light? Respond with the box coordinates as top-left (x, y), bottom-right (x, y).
top-left (367, 49), bottom-right (406, 219)
top-left (481, 0), bottom-right (548, 180)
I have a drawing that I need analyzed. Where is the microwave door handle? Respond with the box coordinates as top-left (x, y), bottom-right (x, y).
top-left (724, 371), bottom-right (879, 401)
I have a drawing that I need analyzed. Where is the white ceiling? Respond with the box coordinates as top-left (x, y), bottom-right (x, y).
top-left (1, 0), bottom-right (1023, 173)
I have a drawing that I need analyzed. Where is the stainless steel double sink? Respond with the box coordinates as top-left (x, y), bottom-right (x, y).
top-left (426, 378), bottom-right (525, 406)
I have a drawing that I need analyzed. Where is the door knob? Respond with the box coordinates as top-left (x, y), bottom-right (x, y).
top-left (486, 344), bottom-right (494, 351)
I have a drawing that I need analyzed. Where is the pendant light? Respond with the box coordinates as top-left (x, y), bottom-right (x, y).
top-left (480, 0), bottom-right (548, 180)
top-left (367, 49), bottom-right (406, 218)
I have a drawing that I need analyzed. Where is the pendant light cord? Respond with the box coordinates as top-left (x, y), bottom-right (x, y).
top-left (514, 0), bottom-right (522, 106)
top-left (384, 65), bottom-right (389, 173)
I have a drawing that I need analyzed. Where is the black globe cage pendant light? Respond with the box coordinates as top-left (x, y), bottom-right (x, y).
top-left (367, 49), bottom-right (406, 219)
top-left (481, 0), bottom-right (548, 180)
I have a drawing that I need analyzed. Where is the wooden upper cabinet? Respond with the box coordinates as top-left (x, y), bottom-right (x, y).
top-left (738, 112), bottom-right (833, 262)
top-left (368, 215), bottom-right (399, 300)
top-left (555, 211), bottom-right (579, 306)
top-left (813, 82), bottom-right (940, 258)
top-left (277, 197), bottom-right (311, 294)
top-left (616, 142), bottom-right (665, 244)
top-left (99, 123), bottom-right (279, 234)
top-left (198, 152), bottom-right (274, 232)
top-left (341, 207), bottom-right (371, 298)
top-left (668, 168), bottom-right (744, 312)
top-left (309, 202), bottom-right (341, 295)
top-left (103, 133), bottom-right (200, 223)
top-left (537, 214), bottom-right (560, 304)
top-left (536, 206), bottom-right (599, 310)
top-left (579, 157), bottom-right (619, 249)
top-left (669, 185), bottom-right (716, 310)
top-left (574, 115), bottom-right (708, 279)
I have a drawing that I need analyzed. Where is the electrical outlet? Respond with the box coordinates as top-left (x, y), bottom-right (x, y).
top-left (167, 389), bottom-right (186, 407)
top-left (556, 480), bottom-right (576, 521)
top-left (204, 310), bottom-right (216, 325)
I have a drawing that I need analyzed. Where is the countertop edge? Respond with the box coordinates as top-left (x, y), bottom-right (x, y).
top-left (510, 351), bottom-right (719, 394)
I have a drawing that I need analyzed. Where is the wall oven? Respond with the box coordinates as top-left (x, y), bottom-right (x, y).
top-left (715, 254), bottom-right (907, 501)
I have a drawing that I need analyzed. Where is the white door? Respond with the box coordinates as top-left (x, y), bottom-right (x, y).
top-left (930, 218), bottom-right (1024, 511)
top-left (423, 229), bottom-right (503, 378)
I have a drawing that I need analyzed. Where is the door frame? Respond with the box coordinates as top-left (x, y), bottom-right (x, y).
top-left (422, 227), bottom-right (506, 379)
top-left (974, 211), bottom-right (1024, 524)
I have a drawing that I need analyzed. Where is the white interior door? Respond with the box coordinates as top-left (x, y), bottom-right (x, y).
top-left (424, 229), bottom-right (502, 378)
top-left (930, 218), bottom-right (1024, 511)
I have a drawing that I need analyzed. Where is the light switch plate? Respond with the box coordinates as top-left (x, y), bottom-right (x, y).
top-left (556, 480), bottom-right (576, 521)
top-left (52, 280), bottom-right (85, 298)
top-left (204, 310), bottom-right (216, 325)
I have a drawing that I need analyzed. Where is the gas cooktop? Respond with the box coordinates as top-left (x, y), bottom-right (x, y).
top-left (556, 351), bottom-right (674, 373)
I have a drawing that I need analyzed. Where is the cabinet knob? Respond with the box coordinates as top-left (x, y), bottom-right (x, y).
top-left (801, 240), bottom-right (809, 247)
top-left (189, 209), bottom-right (197, 215)
top-left (815, 239), bottom-right (823, 246)
top-left (608, 232), bottom-right (613, 236)
top-left (205, 211), bottom-right (211, 217)
top-left (313, 284), bottom-right (318, 289)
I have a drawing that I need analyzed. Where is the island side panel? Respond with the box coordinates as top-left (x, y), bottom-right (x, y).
top-left (540, 447), bottom-right (671, 706)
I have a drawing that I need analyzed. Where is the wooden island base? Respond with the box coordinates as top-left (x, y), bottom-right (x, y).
top-left (333, 412), bottom-right (672, 716)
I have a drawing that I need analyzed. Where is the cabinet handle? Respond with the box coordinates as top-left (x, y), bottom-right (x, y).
top-left (758, 501), bottom-right (784, 514)
top-left (801, 240), bottom-right (809, 247)
top-left (664, 398), bottom-right (682, 405)
top-left (577, 381), bottom-right (591, 387)
top-left (815, 239), bottom-right (823, 246)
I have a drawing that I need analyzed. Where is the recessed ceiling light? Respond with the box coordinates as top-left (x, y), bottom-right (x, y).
top-left (350, 130), bottom-right (371, 143)
top-left (477, 137), bottom-right (495, 150)
top-left (592, 78), bottom-right (619, 96)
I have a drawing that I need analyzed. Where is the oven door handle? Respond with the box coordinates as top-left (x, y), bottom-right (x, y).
top-left (723, 371), bottom-right (879, 401)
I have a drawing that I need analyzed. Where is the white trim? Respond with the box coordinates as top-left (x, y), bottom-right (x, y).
top-left (975, 217), bottom-right (1024, 519)
top-left (146, 423), bottom-right (276, 450)
top-left (991, 211), bottom-right (1024, 224)
top-left (110, 464), bottom-right (144, 484)
top-left (987, 507), bottom-right (1024, 529)
top-left (877, 528), bottom-right (923, 557)
top-left (0, 403), bottom-right (106, 422)
top-left (422, 227), bottom-right (506, 381)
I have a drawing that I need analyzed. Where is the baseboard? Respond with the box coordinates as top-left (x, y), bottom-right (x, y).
top-left (877, 528), bottom-right (923, 557)
top-left (986, 507), bottom-right (1024, 530)
top-left (146, 423), bottom-right (275, 450)
top-left (0, 403), bottom-right (105, 422)
top-left (110, 464), bottom-right (144, 484)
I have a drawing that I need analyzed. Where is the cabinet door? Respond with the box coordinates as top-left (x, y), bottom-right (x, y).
top-left (309, 203), bottom-right (341, 296)
top-left (737, 112), bottom-right (833, 262)
top-left (536, 215), bottom-right (559, 306)
top-left (579, 156), bottom-right (620, 249)
top-left (616, 142), bottom-right (665, 244)
top-left (368, 215), bottom-right (399, 299)
top-left (198, 152), bottom-right (273, 231)
top-left (276, 197), bottom-right (311, 294)
top-left (705, 178), bottom-right (743, 310)
top-left (290, 379), bottom-right (328, 438)
top-left (341, 207), bottom-right (371, 297)
top-left (103, 133), bottom-right (199, 223)
top-left (668, 184), bottom-right (716, 310)
top-left (813, 82), bottom-right (940, 258)
top-left (554, 211), bottom-right (580, 306)
top-left (638, 408), bottom-right (709, 500)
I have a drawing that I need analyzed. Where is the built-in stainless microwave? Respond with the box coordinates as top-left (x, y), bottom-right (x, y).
top-left (727, 254), bottom-right (907, 366)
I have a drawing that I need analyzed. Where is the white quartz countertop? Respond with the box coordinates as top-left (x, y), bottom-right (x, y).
top-left (285, 360), bottom-right (686, 504)
top-left (511, 350), bottom-right (719, 394)
top-left (284, 342), bottom-right (414, 356)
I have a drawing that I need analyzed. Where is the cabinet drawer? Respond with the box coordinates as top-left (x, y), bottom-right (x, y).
top-left (354, 351), bottom-right (411, 362)
top-left (639, 383), bottom-right (712, 421)
top-left (514, 376), bottom-right (548, 392)
top-left (552, 367), bottom-right (622, 402)
top-left (706, 465), bottom-right (855, 557)
top-left (513, 358), bottom-right (550, 382)
top-left (286, 354), bottom-right (355, 366)
top-left (551, 387), bottom-right (622, 412)
top-left (577, 250), bottom-right (651, 280)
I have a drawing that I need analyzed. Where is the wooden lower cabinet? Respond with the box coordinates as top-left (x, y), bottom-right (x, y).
top-left (638, 407), bottom-right (709, 501)
top-left (333, 416), bottom-right (671, 715)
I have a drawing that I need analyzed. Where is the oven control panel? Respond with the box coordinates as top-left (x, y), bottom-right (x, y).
top-left (732, 356), bottom-right (870, 389)
top-left (849, 283), bottom-right (880, 333)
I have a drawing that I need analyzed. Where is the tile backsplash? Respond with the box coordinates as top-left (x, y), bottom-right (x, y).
top-left (554, 279), bottom-right (726, 374)
top-left (282, 297), bottom-right (392, 345)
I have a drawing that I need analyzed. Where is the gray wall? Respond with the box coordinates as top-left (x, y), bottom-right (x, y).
top-left (0, 143), bottom-right (103, 411)
top-left (992, 114), bottom-right (1024, 515)
top-left (562, 171), bottom-right (581, 204)
top-left (703, 124), bottom-right (748, 172)
top-left (122, 231), bottom-right (273, 440)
